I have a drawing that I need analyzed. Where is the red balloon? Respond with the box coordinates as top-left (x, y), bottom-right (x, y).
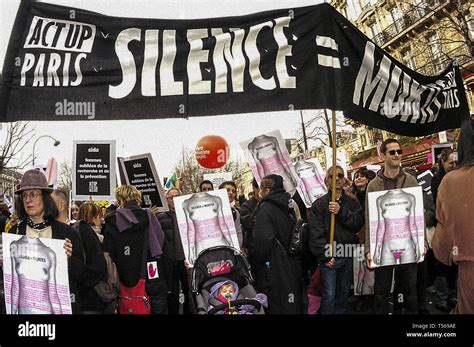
top-left (195, 135), bottom-right (229, 169)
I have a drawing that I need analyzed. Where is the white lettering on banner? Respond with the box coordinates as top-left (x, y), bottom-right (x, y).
top-left (212, 28), bottom-right (246, 93)
top-left (142, 30), bottom-right (160, 96)
top-left (353, 41), bottom-right (459, 124)
top-left (187, 29), bottom-right (212, 95)
top-left (161, 30), bottom-right (184, 96)
top-left (274, 17), bottom-right (296, 88)
top-left (315, 35), bottom-right (341, 69)
top-left (25, 16), bottom-right (96, 53)
top-left (109, 28), bottom-right (141, 99)
top-left (109, 16), bottom-right (295, 98)
top-left (245, 20), bottom-right (276, 90)
top-left (20, 15), bottom-right (296, 94)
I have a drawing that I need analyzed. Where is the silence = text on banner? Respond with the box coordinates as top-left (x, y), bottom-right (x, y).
top-left (0, 2), bottom-right (469, 135)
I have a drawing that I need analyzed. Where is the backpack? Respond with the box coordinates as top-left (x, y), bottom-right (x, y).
top-left (263, 199), bottom-right (309, 259)
top-left (71, 221), bottom-right (119, 311)
top-left (94, 252), bottom-right (120, 304)
top-left (288, 200), bottom-right (310, 259)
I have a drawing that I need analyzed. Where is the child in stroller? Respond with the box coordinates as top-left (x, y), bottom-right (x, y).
top-left (191, 246), bottom-right (266, 314)
top-left (208, 280), bottom-right (267, 314)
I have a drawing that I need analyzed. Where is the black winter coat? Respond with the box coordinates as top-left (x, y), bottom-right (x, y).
top-left (240, 197), bottom-right (258, 250)
top-left (309, 191), bottom-right (364, 264)
top-left (74, 220), bottom-right (107, 312)
top-left (12, 219), bottom-right (85, 314)
top-left (103, 205), bottom-right (168, 314)
top-left (157, 211), bottom-right (185, 290)
top-left (431, 166), bottom-right (446, 209)
top-left (252, 188), bottom-right (303, 314)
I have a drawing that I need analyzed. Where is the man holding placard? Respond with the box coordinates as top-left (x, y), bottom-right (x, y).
top-left (364, 139), bottom-right (423, 314)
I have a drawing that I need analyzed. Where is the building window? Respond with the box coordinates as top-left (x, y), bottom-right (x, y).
top-left (389, 7), bottom-right (404, 32)
top-left (427, 33), bottom-right (443, 65)
top-left (347, 0), bottom-right (361, 21)
top-left (401, 49), bottom-right (416, 70)
top-left (369, 22), bottom-right (381, 39)
top-left (360, 134), bottom-right (367, 147)
top-left (413, 0), bottom-right (428, 17)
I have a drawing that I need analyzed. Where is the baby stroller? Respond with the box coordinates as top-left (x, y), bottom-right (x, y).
top-left (191, 245), bottom-right (265, 314)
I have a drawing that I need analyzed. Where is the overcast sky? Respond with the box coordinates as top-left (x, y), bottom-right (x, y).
top-left (0, 0), bottom-right (327, 178)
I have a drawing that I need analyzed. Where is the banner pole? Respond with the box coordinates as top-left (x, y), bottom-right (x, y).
top-left (69, 189), bottom-right (72, 222)
top-left (330, 109), bottom-right (337, 258)
top-left (300, 110), bottom-right (308, 152)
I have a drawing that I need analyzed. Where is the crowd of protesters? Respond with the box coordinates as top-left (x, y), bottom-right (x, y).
top-left (0, 119), bottom-right (472, 315)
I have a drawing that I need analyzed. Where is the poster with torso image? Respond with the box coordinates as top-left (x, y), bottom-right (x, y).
top-left (353, 246), bottom-right (394, 295)
top-left (118, 153), bottom-right (168, 212)
top-left (367, 186), bottom-right (425, 268)
top-left (294, 158), bottom-right (328, 207)
top-left (203, 172), bottom-right (233, 190)
top-left (2, 233), bottom-right (72, 314)
top-left (72, 140), bottom-right (116, 201)
top-left (240, 130), bottom-right (303, 198)
top-left (174, 189), bottom-right (239, 267)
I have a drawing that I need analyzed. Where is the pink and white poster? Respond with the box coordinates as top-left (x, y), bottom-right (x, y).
top-left (367, 186), bottom-right (425, 268)
top-left (2, 233), bottom-right (72, 314)
top-left (174, 189), bottom-right (239, 267)
top-left (294, 158), bottom-right (328, 207)
top-left (240, 130), bottom-right (302, 197)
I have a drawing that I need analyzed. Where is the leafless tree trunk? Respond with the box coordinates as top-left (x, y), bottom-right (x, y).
top-left (58, 161), bottom-right (73, 192)
top-left (0, 122), bottom-right (35, 174)
top-left (296, 110), bottom-right (350, 148)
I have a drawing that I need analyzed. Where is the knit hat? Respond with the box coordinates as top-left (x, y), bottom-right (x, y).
top-left (262, 174), bottom-right (284, 190)
top-left (15, 169), bottom-right (53, 194)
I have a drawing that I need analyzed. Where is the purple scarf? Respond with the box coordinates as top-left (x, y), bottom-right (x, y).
top-left (115, 206), bottom-right (164, 258)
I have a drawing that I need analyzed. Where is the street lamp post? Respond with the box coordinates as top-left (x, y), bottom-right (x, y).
top-left (32, 135), bottom-right (61, 166)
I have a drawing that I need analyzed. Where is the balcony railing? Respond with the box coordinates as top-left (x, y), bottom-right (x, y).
top-left (372, 0), bottom-right (448, 47)
top-left (417, 44), bottom-right (472, 76)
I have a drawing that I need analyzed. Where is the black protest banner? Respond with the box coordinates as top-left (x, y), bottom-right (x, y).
top-left (118, 153), bottom-right (168, 211)
top-left (0, 2), bottom-right (469, 135)
top-left (72, 140), bottom-right (116, 200)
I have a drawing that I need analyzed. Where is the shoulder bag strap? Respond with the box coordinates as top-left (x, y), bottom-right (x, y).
top-left (140, 215), bottom-right (150, 279)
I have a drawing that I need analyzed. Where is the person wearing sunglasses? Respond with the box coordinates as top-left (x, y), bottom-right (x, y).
top-left (309, 166), bottom-right (364, 314)
top-left (364, 138), bottom-right (420, 314)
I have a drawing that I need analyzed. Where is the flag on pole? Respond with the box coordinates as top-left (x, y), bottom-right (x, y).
top-left (164, 171), bottom-right (179, 190)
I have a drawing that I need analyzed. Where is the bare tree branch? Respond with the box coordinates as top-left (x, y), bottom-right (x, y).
top-left (58, 161), bottom-right (73, 192)
top-left (0, 122), bottom-right (35, 173)
top-left (173, 149), bottom-right (246, 195)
